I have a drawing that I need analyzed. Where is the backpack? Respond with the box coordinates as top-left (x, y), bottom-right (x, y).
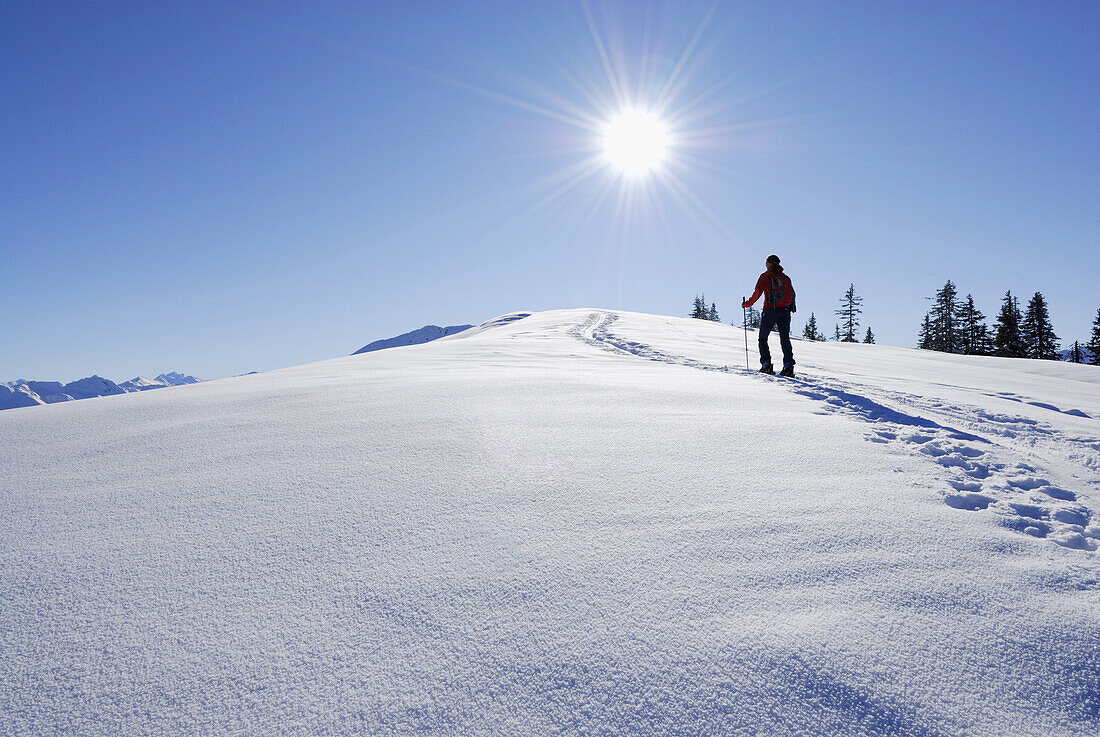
top-left (765, 272), bottom-right (795, 310)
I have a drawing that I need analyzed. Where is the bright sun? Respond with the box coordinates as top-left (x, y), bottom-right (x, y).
top-left (601, 109), bottom-right (669, 177)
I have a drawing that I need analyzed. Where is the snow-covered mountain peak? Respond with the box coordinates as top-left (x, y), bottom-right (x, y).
top-left (120, 376), bottom-right (165, 391)
top-left (154, 372), bottom-right (202, 386)
top-left (55, 375), bottom-right (125, 400)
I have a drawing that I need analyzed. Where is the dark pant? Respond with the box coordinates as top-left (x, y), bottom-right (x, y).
top-left (759, 307), bottom-right (794, 368)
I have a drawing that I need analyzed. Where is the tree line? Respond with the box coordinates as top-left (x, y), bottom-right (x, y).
top-left (917, 280), bottom-right (1100, 364)
top-left (691, 284), bottom-right (1100, 364)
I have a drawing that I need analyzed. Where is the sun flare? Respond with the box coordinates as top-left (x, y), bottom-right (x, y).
top-left (601, 109), bottom-right (669, 177)
top-left (431, 2), bottom-right (745, 237)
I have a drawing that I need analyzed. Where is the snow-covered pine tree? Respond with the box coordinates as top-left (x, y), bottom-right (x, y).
top-left (1069, 341), bottom-right (1084, 363)
top-left (835, 284), bottom-right (862, 342)
top-left (993, 291), bottom-right (1026, 358)
top-left (1022, 292), bottom-right (1060, 360)
top-left (1086, 308), bottom-right (1100, 366)
top-left (863, 327), bottom-right (875, 344)
top-left (802, 313), bottom-right (823, 341)
top-left (708, 302), bottom-right (720, 322)
top-left (691, 295), bottom-right (706, 320)
top-left (917, 314), bottom-right (933, 350)
top-left (926, 280), bottom-right (961, 353)
top-left (959, 294), bottom-right (992, 356)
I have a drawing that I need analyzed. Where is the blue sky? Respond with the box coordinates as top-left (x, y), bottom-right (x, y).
top-left (2, 0), bottom-right (1097, 381)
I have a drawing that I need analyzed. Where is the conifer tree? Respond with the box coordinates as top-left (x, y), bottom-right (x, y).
top-left (1085, 308), bottom-right (1100, 366)
top-left (958, 294), bottom-right (992, 356)
top-left (993, 291), bottom-right (1026, 358)
top-left (708, 302), bottom-right (720, 322)
top-left (835, 284), bottom-right (862, 342)
top-left (1069, 341), bottom-right (1084, 364)
top-left (802, 313), bottom-right (824, 341)
top-left (917, 314), bottom-right (933, 350)
top-left (926, 280), bottom-right (961, 353)
top-left (691, 295), bottom-right (706, 320)
top-left (863, 327), bottom-right (875, 344)
top-left (1021, 291), bottom-right (1060, 360)
top-left (834, 323), bottom-right (842, 342)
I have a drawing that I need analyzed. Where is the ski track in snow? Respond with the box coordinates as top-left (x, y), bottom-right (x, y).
top-left (574, 311), bottom-right (1100, 552)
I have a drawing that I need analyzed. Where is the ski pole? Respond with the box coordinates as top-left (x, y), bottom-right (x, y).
top-left (742, 297), bottom-right (750, 370)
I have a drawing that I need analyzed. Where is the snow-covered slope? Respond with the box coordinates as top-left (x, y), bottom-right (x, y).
top-left (352, 323), bottom-right (474, 354)
top-left (2, 309), bottom-right (1098, 736)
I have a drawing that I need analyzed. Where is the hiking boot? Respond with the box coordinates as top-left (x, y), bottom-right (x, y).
top-left (759, 364), bottom-right (774, 374)
top-left (779, 364), bottom-right (795, 377)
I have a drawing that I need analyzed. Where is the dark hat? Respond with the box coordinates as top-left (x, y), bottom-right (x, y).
top-left (766, 254), bottom-right (780, 265)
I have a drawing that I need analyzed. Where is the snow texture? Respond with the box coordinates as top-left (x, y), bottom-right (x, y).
top-left (352, 324), bottom-right (475, 354)
top-left (2, 309), bottom-right (1099, 736)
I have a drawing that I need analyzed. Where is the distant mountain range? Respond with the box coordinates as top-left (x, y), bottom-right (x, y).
top-left (0, 372), bottom-right (202, 411)
top-left (352, 325), bottom-right (474, 355)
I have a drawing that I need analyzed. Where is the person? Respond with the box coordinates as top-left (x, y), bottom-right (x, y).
top-left (742, 254), bottom-right (796, 376)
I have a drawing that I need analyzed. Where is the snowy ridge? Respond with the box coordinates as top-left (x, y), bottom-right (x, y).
top-left (2, 308), bottom-right (1099, 736)
top-left (15, 381), bottom-right (75, 404)
top-left (0, 383), bottom-right (45, 409)
top-left (352, 324), bottom-right (474, 354)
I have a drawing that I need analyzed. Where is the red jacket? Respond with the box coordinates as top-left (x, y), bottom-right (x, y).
top-left (744, 267), bottom-right (795, 310)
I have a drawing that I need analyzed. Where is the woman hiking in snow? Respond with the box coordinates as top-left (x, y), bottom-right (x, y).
top-left (742, 254), bottom-right (796, 376)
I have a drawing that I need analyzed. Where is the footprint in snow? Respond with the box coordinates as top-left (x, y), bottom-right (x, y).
top-left (1006, 476), bottom-right (1051, 491)
top-left (1009, 502), bottom-right (1046, 520)
top-left (944, 492), bottom-right (994, 511)
top-left (935, 455), bottom-right (995, 480)
top-left (1037, 486), bottom-right (1077, 502)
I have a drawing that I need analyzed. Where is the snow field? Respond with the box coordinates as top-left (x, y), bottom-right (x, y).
top-left (2, 308), bottom-right (1099, 735)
